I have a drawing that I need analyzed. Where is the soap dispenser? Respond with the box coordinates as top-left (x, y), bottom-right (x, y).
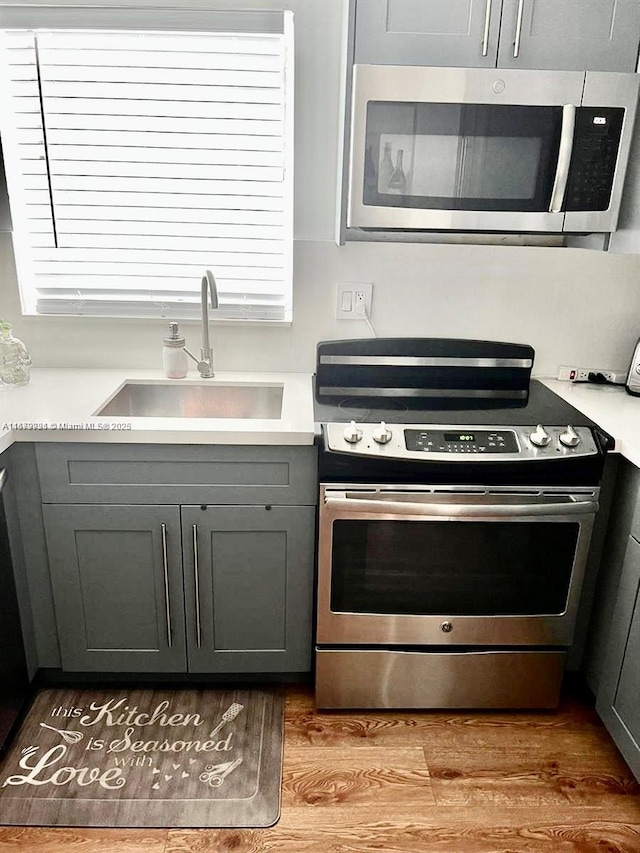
top-left (162, 322), bottom-right (188, 379)
top-left (0, 319), bottom-right (31, 386)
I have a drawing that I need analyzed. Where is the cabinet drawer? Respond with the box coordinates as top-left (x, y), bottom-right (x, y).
top-left (36, 443), bottom-right (318, 505)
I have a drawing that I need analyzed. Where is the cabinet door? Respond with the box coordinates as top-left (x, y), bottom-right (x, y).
top-left (182, 505), bottom-right (315, 674)
top-left (354, 0), bottom-right (503, 68)
top-left (43, 505), bottom-right (186, 672)
top-left (498, 0), bottom-right (640, 71)
top-left (596, 535), bottom-right (640, 781)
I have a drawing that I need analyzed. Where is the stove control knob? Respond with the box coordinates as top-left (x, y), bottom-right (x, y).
top-left (559, 425), bottom-right (581, 448)
top-left (343, 420), bottom-right (363, 444)
top-left (529, 424), bottom-right (551, 447)
top-left (372, 421), bottom-right (393, 444)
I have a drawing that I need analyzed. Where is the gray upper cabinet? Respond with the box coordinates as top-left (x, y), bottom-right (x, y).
top-left (354, 0), bottom-right (640, 71)
top-left (596, 534), bottom-right (640, 781)
top-left (497, 0), bottom-right (640, 72)
top-left (182, 505), bottom-right (315, 674)
top-left (354, 0), bottom-right (503, 68)
top-left (43, 504), bottom-right (187, 673)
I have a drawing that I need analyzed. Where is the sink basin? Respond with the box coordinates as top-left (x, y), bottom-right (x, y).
top-left (95, 382), bottom-right (284, 420)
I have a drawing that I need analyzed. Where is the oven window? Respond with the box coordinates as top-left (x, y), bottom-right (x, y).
top-left (330, 520), bottom-right (579, 616)
top-left (363, 102), bottom-right (563, 212)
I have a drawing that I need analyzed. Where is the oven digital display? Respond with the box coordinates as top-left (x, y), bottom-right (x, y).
top-left (405, 429), bottom-right (519, 454)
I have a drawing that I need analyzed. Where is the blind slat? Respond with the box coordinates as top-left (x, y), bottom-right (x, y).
top-left (35, 49), bottom-right (281, 71)
top-left (45, 206), bottom-right (283, 226)
top-left (31, 262), bottom-right (285, 280)
top-left (50, 161), bottom-right (283, 182)
top-left (56, 220), bottom-right (283, 239)
top-left (36, 32), bottom-right (281, 54)
top-left (26, 189), bottom-right (284, 210)
top-left (56, 235), bottom-right (284, 253)
top-left (34, 277), bottom-right (284, 292)
top-left (49, 177), bottom-right (284, 196)
top-left (45, 130), bottom-right (283, 149)
top-left (40, 80), bottom-right (282, 104)
top-left (41, 97), bottom-right (281, 121)
top-left (44, 144), bottom-right (282, 166)
top-left (40, 65), bottom-right (281, 88)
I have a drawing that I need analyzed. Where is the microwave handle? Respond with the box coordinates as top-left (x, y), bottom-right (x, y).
top-left (325, 496), bottom-right (598, 519)
top-left (549, 105), bottom-right (576, 213)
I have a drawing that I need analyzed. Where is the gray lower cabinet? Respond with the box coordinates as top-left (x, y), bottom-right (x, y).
top-left (354, 0), bottom-right (640, 72)
top-left (182, 505), bottom-right (315, 673)
top-left (43, 502), bottom-right (315, 675)
top-left (596, 534), bottom-right (640, 781)
top-left (43, 504), bottom-right (187, 673)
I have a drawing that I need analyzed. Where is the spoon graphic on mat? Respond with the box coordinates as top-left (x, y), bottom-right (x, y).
top-left (209, 703), bottom-right (244, 738)
top-left (39, 722), bottom-right (84, 744)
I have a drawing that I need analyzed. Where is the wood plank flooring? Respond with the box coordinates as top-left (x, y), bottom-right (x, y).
top-left (0, 678), bottom-right (639, 852)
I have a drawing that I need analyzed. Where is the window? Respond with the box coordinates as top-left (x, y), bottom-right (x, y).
top-left (0, 11), bottom-right (293, 321)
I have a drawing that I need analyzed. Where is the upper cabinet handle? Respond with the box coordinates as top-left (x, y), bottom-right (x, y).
top-left (513, 0), bottom-right (525, 58)
top-left (482, 0), bottom-right (492, 57)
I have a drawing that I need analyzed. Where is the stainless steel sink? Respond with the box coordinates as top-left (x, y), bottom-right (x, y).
top-left (95, 382), bottom-right (284, 419)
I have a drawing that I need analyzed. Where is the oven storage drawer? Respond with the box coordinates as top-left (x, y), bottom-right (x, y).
top-left (315, 649), bottom-right (566, 709)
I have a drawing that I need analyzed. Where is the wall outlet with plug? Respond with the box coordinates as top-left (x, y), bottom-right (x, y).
top-left (557, 365), bottom-right (627, 384)
top-left (336, 283), bottom-right (373, 320)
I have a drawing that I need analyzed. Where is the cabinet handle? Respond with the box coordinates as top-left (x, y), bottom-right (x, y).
top-left (192, 524), bottom-right (202, 648)
top-left (513, 0), bottom-right (525, 58)
top-left (160, 523), bottom-right (172, 649)
top-left (482, 0), bottom-right (492, 57)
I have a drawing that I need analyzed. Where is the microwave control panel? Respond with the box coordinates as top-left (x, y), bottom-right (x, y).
top-left (564, 107), bottom-right (624, 212)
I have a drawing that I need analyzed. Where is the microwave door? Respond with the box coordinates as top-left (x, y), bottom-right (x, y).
top-left (348, 66), bottom-right (585, 233)
top-left (350, 102), bottom-right (568, 232)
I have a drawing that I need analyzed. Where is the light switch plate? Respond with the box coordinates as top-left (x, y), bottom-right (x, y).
top-left (336, 282), bottom-right (373, 319)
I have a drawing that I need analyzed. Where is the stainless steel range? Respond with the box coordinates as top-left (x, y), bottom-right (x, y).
top-left (313, 338), bottom-right (611, 710)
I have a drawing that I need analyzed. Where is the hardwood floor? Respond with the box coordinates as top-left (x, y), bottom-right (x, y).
top-left (0, 678), bottom-right (639, 852)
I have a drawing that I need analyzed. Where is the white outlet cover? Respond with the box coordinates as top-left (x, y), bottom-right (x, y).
top-left (336, 282), bottom-right (373, 319)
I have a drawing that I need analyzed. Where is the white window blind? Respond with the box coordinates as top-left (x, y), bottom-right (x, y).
top-left (0, 22), bottom-right (293, 320)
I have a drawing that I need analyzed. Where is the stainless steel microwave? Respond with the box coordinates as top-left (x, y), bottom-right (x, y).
top-left (348, 66), bottom-right (640, 234)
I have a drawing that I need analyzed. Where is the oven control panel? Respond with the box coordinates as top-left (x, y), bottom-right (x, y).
top-left (324, 423), bottom-right (599, 462)
top-left (405, 429), bottom-right (518, 454)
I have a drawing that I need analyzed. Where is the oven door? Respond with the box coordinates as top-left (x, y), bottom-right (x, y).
top-left (317, 484), bottom-right (598, 647)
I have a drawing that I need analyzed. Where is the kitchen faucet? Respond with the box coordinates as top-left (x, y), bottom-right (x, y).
top-left (184, 269), bottom-right (218, 378)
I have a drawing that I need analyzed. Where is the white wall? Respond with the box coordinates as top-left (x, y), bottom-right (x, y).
top-left (2, 0), bottom-right (640, 379)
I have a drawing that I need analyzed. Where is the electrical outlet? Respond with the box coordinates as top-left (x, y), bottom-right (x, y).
top-left (336, 283), bottom-right (373, 319)
top-left (557, 365), bottom-right (626, 384)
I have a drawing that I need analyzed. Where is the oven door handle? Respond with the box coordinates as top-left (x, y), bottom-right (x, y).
top-left (324, 497), bottom-right (598, 518)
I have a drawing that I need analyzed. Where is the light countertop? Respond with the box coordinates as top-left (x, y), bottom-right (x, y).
top-left (0, 369), bottom-right (316, 454)
top-left (1, 371), bottom-right (637, 467)
top-left (540, 378), bottom-right (640, 467)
